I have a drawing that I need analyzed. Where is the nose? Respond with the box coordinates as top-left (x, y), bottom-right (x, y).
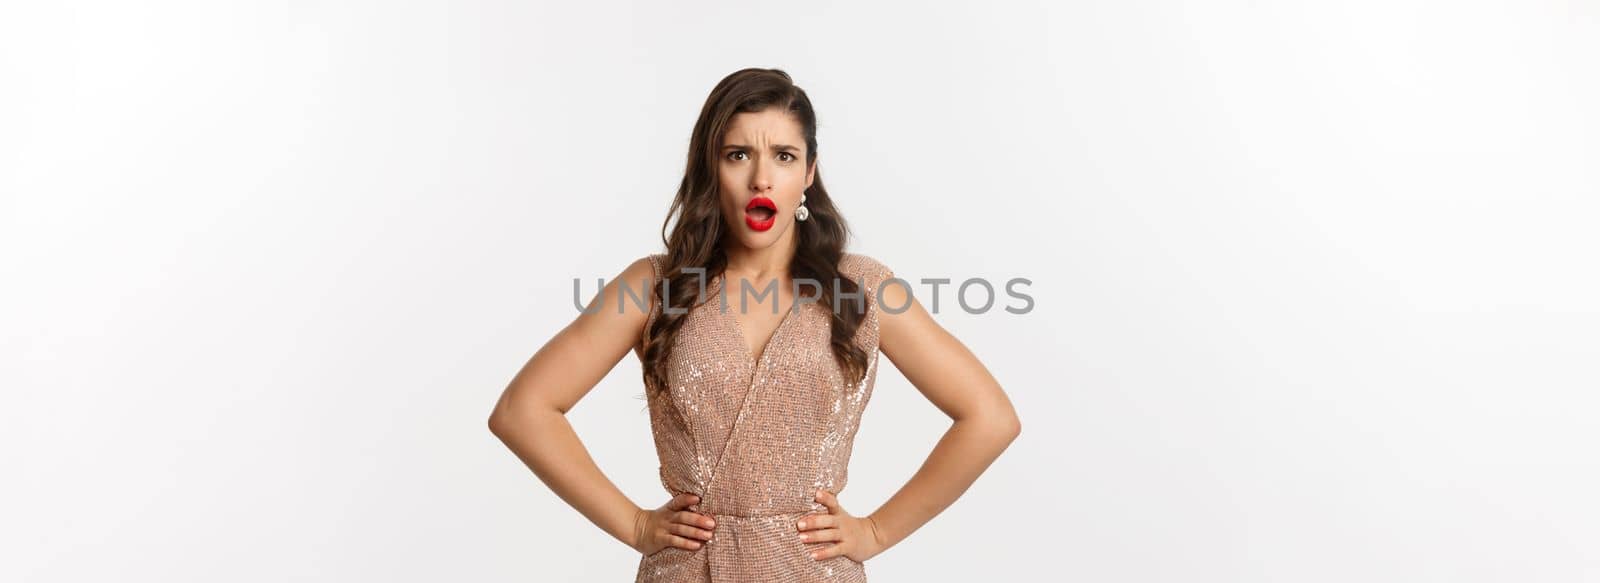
top-left (750, 156), bottom-right (773, 192)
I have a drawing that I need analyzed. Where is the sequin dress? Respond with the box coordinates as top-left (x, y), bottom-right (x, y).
top-left (631, 252), bottom-right (894, 583)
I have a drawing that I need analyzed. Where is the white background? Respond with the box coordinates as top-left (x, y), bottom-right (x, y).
top-left (4, 1), bottom-right (1597, 581)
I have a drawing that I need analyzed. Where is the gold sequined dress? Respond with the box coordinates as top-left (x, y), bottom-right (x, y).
top-left (631, 252), bottom-right (894, 583)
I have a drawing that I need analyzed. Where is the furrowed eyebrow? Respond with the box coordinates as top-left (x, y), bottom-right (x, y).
top-left (722, 143), bottom-right (801, 153)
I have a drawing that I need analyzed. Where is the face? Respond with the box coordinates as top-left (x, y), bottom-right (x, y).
top-left (717, 108), bottom-right (816, 251)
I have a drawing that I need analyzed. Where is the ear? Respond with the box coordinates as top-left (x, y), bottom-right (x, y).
top-left (805, 155), bottom-right (817, 190)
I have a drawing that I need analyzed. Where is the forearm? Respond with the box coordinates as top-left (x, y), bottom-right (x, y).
top-left (866, 414), bottom-right (1019, 550)
top-left (489, 408), bottom-right (642, 548)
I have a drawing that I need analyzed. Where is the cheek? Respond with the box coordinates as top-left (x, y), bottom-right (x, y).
top-left (717, 171), bottom-right (741, 202)
top-left (718, 161), bottom-right (744, 185)
top-left (717, 191), bottom-right (743, 226)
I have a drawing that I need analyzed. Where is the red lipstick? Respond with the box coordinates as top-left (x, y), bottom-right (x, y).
top-left (744, 196), bottom-right (777, 232)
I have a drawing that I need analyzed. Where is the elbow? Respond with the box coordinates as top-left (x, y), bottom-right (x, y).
top-left (999, 410), bottom-right (1022, 444)
top-left (959, 403), bottom-right (1021, 445)
top-left (488, 400), bottom-right (559, 437)
top-left (487, 405), bottom-right (522, 437)
top-left (487, 411), bottom-right (510, 437)
top-left (985, 398), bottom-right (1022, 445)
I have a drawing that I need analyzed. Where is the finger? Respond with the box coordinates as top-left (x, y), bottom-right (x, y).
top-left (810, 543), bottom-right (844, 561)
top-left (668, 493), bottom-right (701, 510)
top-left (663, 533), bottom-right (702, 551)
top-left (668, 522), bottom-right (714, 541)
top-left (674, 511), bottom-right (716, 530)
top-left (815, 489), bottom-right (844, 514)
top-left (796, 514), bottom-right (836, 531)
top-left (797, 527), bottom-right (842, 543)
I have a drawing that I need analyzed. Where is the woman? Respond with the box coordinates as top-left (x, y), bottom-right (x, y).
top-left (488, 68), bottom-right (1021, 582)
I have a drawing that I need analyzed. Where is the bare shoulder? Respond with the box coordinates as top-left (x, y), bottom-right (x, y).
top-left (623, 252), bottom-right (665, 287)
top-left (619, 254), bottom-right (662, 313)
top-left (578, 254), bottom-right (660, 321)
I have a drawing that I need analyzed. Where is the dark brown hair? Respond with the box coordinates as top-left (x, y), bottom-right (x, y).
top-left (641, 68), bottom-right (869, 394)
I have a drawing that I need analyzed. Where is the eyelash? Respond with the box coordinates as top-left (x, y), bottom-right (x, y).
top-left (728, 151), bottom-right (795, 162)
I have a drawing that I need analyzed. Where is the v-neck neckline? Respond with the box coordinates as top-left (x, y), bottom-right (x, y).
top-left (715, 273), bottom-right (800, 370)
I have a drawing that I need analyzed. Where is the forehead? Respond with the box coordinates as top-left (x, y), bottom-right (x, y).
top-left (721, 109), bottom-right (804, 146)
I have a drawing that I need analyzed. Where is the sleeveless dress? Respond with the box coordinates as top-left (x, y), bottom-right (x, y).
top-left (631, 252), bottom-right (895, 583)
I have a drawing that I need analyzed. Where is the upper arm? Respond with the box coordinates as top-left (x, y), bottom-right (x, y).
top-left (491, 256), bottom-right (657, 420)
top-left (877, 275), bottom-right (1021, 432)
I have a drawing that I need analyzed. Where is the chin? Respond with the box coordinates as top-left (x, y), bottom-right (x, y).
top-left (727, 224), bottom-right (785, 250)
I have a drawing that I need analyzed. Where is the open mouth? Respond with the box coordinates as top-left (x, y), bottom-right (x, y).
top-left (745, 196), bottom-right (777, 231)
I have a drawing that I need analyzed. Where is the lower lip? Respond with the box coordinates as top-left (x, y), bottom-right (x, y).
top-left (745, 211), bottom-right (775, 232)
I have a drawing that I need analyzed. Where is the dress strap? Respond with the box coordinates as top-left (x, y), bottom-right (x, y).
top-left (639, 253), bottom-right (666, 352)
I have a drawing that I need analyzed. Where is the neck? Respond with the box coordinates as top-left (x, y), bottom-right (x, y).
top-left (723, 227), bottom-right (799, 280)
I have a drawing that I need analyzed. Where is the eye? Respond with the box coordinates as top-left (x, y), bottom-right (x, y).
top-left (726, 150), bottom-right (747, 161)
top-left (778, 152), bottom-right (795, 162)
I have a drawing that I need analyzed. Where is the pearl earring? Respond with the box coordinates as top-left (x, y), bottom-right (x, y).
top-left (795, 194), bottom-right (810, 222)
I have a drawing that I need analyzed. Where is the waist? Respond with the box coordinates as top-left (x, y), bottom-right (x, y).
top-left (671, 485), bottom-right (833, 518)
top-left (689, 504), bottom-right (823, 519)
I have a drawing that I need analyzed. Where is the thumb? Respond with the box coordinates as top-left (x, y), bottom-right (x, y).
top-left (815, 489), bottom-right (843, 514)
top-left (668, 492), bottom-right (701, 510)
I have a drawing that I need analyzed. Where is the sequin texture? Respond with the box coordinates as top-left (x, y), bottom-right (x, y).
top-left (631, 252), bottom-right (894, 583)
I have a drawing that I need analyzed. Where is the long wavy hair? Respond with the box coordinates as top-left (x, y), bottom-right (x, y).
top-left (641, 68), bottom-right (869, 395)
